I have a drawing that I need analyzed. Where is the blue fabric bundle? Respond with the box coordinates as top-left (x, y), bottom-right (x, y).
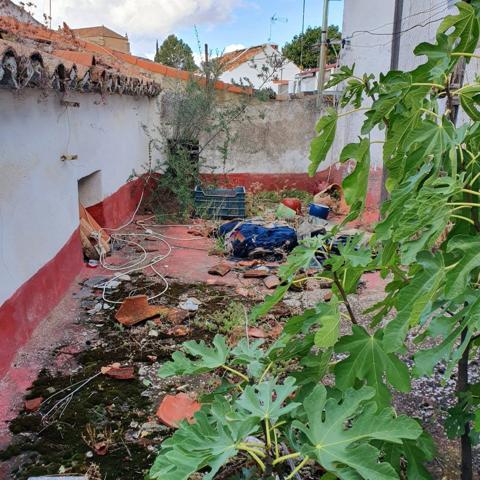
top-left (219, 221), bottom-right (298, 258)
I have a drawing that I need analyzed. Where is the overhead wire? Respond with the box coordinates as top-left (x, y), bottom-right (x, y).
top-left (347, 12), bottom-right (449, 49)
top-left (346, 1), bottom-right (449, 40)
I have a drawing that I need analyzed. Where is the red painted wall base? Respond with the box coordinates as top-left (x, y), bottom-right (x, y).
top-left (0, 229), bottom-right (83, 379)
top-left (87, 177), bottom-right (146, 228)
top-left (200, 169), bottom-right (381, 223)
top-left (0, 171), bottom-right (381, 381)
top-left (200, 172), bottom-right (342, 194)
top-left (0, 178), bottom-right (148, 381)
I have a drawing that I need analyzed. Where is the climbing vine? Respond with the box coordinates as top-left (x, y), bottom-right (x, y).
top-left (148, 2), bottom-right (480, 479)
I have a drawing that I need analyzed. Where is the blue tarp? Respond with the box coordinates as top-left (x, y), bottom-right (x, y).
top-left (219, 221), bottom-right (297, 258)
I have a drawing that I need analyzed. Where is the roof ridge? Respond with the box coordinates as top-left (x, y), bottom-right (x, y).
top-left (0, 15), bottom-right (252, 96)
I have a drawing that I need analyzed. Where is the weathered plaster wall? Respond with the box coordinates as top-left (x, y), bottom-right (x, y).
top-left (0, 89), bottom-right (160, 306)
top-left (203, 96), bottom-right (321, 175)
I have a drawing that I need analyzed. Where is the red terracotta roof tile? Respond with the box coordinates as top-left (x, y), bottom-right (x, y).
top-left (0, 15), bottom-right (251, 96)
top-left (218, 45), bottom-right (266, 72)
top-left (53, 49), bottom-right (94, 67)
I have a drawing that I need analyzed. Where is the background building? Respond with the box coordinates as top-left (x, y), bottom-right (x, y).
top-left (72, 25), bottom-right (131, 54)
top-left (218, 43), bottom-right (300, 93)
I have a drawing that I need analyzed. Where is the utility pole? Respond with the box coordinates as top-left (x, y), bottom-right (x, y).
top-left (204, 43), bottom-right (210, 86)
top-left (300, 0), bottom-right (306, 68)
top-left (316, 0), bottom-right (330, 109)
top-left (49, 0), bottom-right (52, 29)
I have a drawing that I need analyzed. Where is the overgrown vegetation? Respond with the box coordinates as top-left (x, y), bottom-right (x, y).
top-left (148, 2), bottom-right (480, 479)
top-left (143, 56), bottom-right (249, 221)
top-left (143, 47), bottom-right (289, 221)
top-left (193, 301), bottom-right (246, 335)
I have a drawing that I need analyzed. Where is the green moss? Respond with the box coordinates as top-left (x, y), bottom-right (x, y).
top-left (2, 281), bottom-right (259, 479)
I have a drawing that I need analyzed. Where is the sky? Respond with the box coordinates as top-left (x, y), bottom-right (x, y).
top-left (29, 0), bottom-right (344, 60)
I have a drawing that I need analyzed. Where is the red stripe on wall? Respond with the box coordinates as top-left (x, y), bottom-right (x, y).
top-left (0, 228), bottom-right (83, 379)
top-left (0, 178), bottom-right (150, 381)
top-left (87, 177), bottom-right (147, 228)
top-left (200, 172), bottom-right (342, 194)
top-left (200, 169), bottom-right (382, 222)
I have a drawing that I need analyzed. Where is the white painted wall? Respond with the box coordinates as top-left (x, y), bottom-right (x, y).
top-left (0, 89), bottom-right (161, 305)
top-left (289, 69), bottom-right (334, 94)
top-left (220, 45), bottom-right (300, 91)
top-left (398, 0), bottom-right (453, 72)
top-left (334, 0), bottom-right (471, 172)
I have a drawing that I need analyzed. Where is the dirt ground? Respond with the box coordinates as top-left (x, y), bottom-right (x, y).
top-left (0, 217), bottom-right (478, 479)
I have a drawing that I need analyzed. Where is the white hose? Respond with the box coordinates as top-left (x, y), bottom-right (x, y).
top-left (92, 177), bottom-right (210, 304)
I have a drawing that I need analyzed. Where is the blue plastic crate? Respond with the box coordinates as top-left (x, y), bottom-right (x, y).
top-left (194, 186), bottom-right (246, 219)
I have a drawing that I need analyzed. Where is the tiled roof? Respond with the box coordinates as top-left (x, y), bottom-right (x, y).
top-left (0, 16), bottom-right (251, 97)
top-left (217, 44), bottom-right (278, 72)
top-left (73, 25), bottom-right (127, 40)
top-left (0, 16), bottom-right (160, 96)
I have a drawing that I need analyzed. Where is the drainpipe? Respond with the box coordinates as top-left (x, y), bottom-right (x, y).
top-left (380, 0), bottom-right (404, 203)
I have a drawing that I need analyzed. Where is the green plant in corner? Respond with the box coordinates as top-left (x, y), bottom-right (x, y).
top-left (148, 2), bottom-right (480, 479)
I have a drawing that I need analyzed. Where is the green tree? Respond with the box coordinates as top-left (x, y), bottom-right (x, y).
top-left (282, 25), bottom-right (341, 68)
top-left (154, 34), bottom-right (197, 71)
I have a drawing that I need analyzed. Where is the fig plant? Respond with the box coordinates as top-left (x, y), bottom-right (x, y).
top-left (148, 2), bottom-right (480, 479)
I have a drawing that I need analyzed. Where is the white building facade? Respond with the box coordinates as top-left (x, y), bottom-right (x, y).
top-left (219, 44), bottom-right (300, 94)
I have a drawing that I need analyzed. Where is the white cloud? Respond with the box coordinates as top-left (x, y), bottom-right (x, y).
top-left (49, 0), bottom-right (242, 36)
top-left (224, 43), bottom-right (246, 53)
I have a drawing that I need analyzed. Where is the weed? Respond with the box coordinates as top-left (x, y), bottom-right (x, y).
top-left (193, 301), bottom-right (246, 334)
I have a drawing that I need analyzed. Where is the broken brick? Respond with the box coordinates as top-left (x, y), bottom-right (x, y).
top-left (102, 364), bottom-right (135, 380)
top-left (154, 307), bottom-right (190, 326)
top-left (168, 308), bottom-right (190, 324)
top-left (94, 441), bottom-right (109, 456)
top-left (264, 275), bottom-right (280, 289)
top-left (269, 323), bottom-right (284, 338)
top-left (156, 393), bottom-right (201, 428)
top-left (243, 269), bottom-right (271, 279)
top-left (115, 295), bottom-right (170, 326)
top-left (238, 259), bottom-right (262, 268)
top-left (24, 397), bottom-right (43, 412)
top-left (208, 262), bottom-right (231, 277)
top-left (324, 291), bottom-right (333, 302)
top-left (167, 325), bottom-right (190, 337)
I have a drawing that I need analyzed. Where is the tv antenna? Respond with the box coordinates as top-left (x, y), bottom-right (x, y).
top-left (268, 13), bottom-right (288, 42)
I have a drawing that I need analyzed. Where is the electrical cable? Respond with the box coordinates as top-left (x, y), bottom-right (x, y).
top-left (87, 140), bottom-right (207, 305)
top-left (346, 2), bottom-right (449, 40)
top-left (348, 12), bottom-right (448, 49)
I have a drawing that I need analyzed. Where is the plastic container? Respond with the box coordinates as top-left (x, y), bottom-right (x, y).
top-left (276, 203), bottom-right (296, 219)
top-left (281, 198), bottom-right (302, 214)
top-left (194, 186), bottom-right (246, 219)
top-left (308, 203), bottom-right (330, 220)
